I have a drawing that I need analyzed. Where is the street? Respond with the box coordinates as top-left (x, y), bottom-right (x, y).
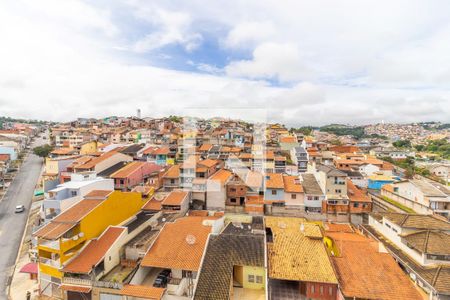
top-left (0, 136), bottom-right (45, 298)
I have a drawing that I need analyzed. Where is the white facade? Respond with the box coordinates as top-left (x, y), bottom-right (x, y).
top-left (42, 173), bottom-right (114, 220)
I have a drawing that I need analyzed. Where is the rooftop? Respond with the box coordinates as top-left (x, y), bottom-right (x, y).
top-left (265, 216), bottom-right (337, 284)
top-left (62, 226), bottom-right (125, 274)
top-left (327, 232), bottom-right (423, 300)
top-left (141, 216), bottom-right (216, 271)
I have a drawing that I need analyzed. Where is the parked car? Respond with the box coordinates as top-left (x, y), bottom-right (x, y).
top-left (15, 205), bottom-right (25, 213)
top-left (153, 276), bottom-right (166, 288)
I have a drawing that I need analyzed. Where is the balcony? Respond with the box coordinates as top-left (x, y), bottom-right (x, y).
top-left (40, 257), bottom-right (61, 268)
top-left (39, 239), bottom-right (60, 251)
top-left (60, 235), bottom-right (87, 253)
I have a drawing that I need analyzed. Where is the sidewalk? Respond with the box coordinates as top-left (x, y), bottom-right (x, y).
top-left (9, 202), bottom-right (43, 299)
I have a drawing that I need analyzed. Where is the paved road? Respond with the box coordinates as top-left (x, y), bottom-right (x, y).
top-left (0, 136), bottom-right (45, 297)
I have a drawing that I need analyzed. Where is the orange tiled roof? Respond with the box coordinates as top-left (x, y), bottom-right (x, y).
top-left (280, 136), bottom-right (297, 143)
top-left (63, 227), bottom-right (125, 274)
top-left (120, 285), bottom-right (165, 300)
top-left (75, 150), bottom-right (122, 170)
top-left (84, 190), bottom-right (112, 199)
top-left (34, 222), bottom-right (76, 240)
top-left (153, 147), bottom-right (170, 155)
top-left (61, 285), bottom-right (92, 293)
top-left (198, 159), bottom-right (218, 168)
top-left (347, 180), bottom-right (371, 203)
top-left (328, 233), bottom-right (423, 300)
top-left (162, 191), bottom-right (188, 206)
top-left (265, 173), bottom-right (284, 189)
top-left (198, 144), bottom-right (213, 151)
top-left (0, 154), bottom-right (10, 161)
top-left (142, 198), bottom-right (162, 211)
top-left (53, 199), bottom-right (103, 223)
top-left (141, 216), bottom-right (215, 271)
top-left (283, 176), bottom-right (304, 193)
top-left (111, 161), bottom-right (146, 178)
top-left (208, 169), bottom-right (232, 184)
top-left (162, 164), bottom-right (180, 178)
top-left (324, 223), bottom-right (354, 233)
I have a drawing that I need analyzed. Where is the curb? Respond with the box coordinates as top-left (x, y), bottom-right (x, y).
top-left (6, 157), bottom-right (44, 299)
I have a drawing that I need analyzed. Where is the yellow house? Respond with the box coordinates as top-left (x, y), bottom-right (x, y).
top-left (79, 140), bottom-right (98, 155)
top-left (34, 190), bottom-right (146, 298)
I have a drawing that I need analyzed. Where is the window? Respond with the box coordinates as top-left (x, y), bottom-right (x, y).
top-left (320, 285), bottom-right (324, 295)
top-left (314, 196), bottom-right (319, 201)
top-left (271, 190), bottom-right (277, 195)
top-left (353, 203), bottom-right (359, 208)
top-left (291, 194), bottom-right (297, 199)
top-left (71, 190), bottom-right (77, 197)
top-left (248, 275), bottom-right (255, 283)
top-left (335, 189), bottom-right (341, 194)
top-left (170, 179), bottom-right (175, 184)
top-left (230, 198), bottom-right (236, 203)
top-left (256, 276), bottom-right (263, 283)
top-left (311, 285), bottom-right (315, 293)
top-left (230, 188), bottom-right (236, 192)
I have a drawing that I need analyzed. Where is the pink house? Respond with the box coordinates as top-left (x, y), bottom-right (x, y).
top-left (111, 161), bottom-right (162, 191)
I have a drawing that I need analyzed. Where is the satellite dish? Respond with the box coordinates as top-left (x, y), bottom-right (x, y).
top-left (72, 235), bottom-right (79, 241)
top-left (78, 232), bottom-right (84, 238)
top-left (185, 234), bottom-right (196, 245)
top-left (278, 222), bottom-right (287, 229)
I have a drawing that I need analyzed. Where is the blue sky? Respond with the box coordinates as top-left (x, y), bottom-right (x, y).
top-left (0, 0), bottom-right (449, 125)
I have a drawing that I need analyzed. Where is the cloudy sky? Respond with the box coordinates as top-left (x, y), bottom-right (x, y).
top-left (1, 0), bottom-right (450, 126)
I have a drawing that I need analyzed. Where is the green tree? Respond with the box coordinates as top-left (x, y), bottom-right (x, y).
top-left (393, 140), bottom-right (411, 148)
top-left (33, 144), bottom-right (53, 158)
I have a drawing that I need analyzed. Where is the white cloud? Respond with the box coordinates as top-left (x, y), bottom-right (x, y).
top-left (131, 8), bottom-right (202, 52)
top-left (0, 0), bottom-right (449, 125)
top-left (224, 22), bottom-right (276, 49)
top-left (226, 43), bottom-right (311, 82)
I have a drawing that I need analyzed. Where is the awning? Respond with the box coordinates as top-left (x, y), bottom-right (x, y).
top-left (61, 285), bottom-right (92, 293)
top-left (19, 262), bottom-right (38, 274)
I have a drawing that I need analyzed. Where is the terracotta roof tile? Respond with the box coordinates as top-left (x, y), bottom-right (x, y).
top-left (162, 191), bottom-right (188, 206)
top-left (53, 199), bottom-right (103, 223)
top-left (283, 176), bottom-right (304, 193)
top-left (63, 227), bottom-right (125, 274)
top-left (208, 169), bottom-right (232, 184)
top-left (162, 164), bottom-right (180, 178)
top-left (265, 173), bottom-right (284, 189)
top-left (141, 216), bottom-right (215, 271)
top-left (328, 232), bottom-right (423, 300)
top-left (120, 285), bottom-right (165, 300)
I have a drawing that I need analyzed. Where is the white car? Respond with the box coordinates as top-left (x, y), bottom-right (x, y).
top-left (15, 205), bottom-right (25, 213)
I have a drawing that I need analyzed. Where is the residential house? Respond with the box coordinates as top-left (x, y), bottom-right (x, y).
top-left (206, 169), bottom-right (233, 210)
top-left (366, 212), bottom-right (450, 299)
top-left (135, 216), bottom-right (223, 298)
top-left (300, 173), bottom-right (325, 213)
top-left (42, 173), bottom-right (114, 220)
top-left (111, 161), bottom-right (162, 191)
top-left (381, 179), bottom-right (450, 218)
top-left (34, 190), bottom-right (146, 298)
top-left (74, 151), bottom-right (133, 174)
top-left (265, 217), bottom-right (339, 300)
top-left (283, 175), bottom-right (305, 208)
top-left (161, 165), bottom-right (180, 191)
top-left (324, 229), bottom-right (422, 300)
top-left (194, 217), bottom-right (266, 300)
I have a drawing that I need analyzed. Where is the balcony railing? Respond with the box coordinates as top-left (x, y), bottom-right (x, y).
top-left (40, 257), bottom-right (61, 268)
top-left (39, 239), bottom-right (60, 250)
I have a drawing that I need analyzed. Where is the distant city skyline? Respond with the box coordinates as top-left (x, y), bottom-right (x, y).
top-left (1, 1), bottom-right (450, 125)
